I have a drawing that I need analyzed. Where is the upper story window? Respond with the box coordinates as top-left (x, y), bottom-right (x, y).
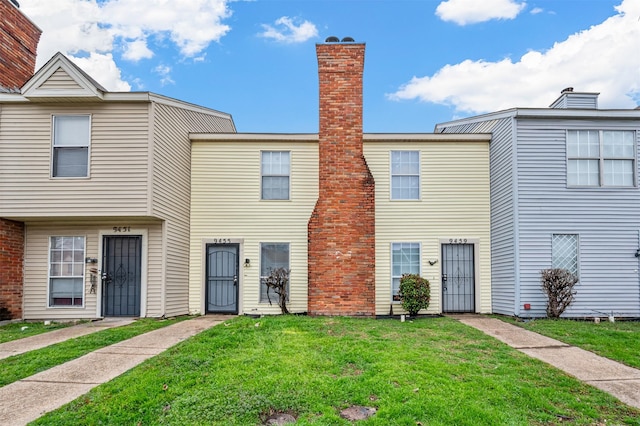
top-left (261, 151), bottom-right (290, 200)
top-left (391, 151), bottom-right (420, 199)
top-left (567, 130), bottom-right (636, 187)
top-left (49, 236), bottom-right (85, 307)
top-left (52, 115), bottom-right (91, 178)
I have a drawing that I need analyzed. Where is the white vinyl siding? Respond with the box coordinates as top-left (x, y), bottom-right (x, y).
top-left (552, 234), bottom-right (578, 277)
top-left (261, 151), bottom-right (290, 200)
top-left (391, 242), bottom-right (420, 301)
top-left (567, 130), bottom-right (636, 187)
top-left (52, 115), bottom-right (90, 178)
top-left (48, 236), bottom-right (85, 307)
top-left (391, 150), bottom-right (419, 199)
top-left (259, 243), bottom-right (290, 303)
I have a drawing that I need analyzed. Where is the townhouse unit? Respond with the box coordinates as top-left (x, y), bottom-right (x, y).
top-left (0, 52), bottom-right (235, 320)
top-left (436, 89), bottom-right (640, 318)
top-left (188, 41), bottom-right (492, 317)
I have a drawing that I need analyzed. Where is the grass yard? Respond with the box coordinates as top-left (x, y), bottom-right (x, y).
top-left (0, 320), bottom-right (74, 344)
top-left (0, 316), bottom-right (189, 387)
top-left (500, 316), bottom-right (640, 369)
top-left (32, 316), bottom-right (639, 426)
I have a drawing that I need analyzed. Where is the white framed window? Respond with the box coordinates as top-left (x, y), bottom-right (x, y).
top-left (391, 242), bottom-right (421, 301)
top-left (52, 115), bottom-right (91, 178)
top-left (261, 151), bottom-right (290, 200)
top-left (391, 151), bottom-right (420, 200)
top-left (552, 234), bottom-right (578, 277)
top-left (49, 236), bottom-right (85, 307)
top-left (567, 130), bottom-right (636, 187)
top-left (259, 243), bottom-right (290, 303)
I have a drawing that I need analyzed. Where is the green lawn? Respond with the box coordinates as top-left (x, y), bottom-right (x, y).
top-left (0, 320), bottom-right (74, 344)
top-left (0, 317), bottom-right (189, 387)
top-left (32, 316), bottom-right (639, 425)
top-left (499, 316), bottom-right (640, 369)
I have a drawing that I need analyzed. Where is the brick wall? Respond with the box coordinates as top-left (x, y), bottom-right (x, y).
top-left (0, 0), bottom-right (41, 91)
top-left (0, 218), bottom-right (25, 319)
top-left (308, 41), bottom-right (376, 316)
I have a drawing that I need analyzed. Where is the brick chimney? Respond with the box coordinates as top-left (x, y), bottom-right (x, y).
top-left (0, 0), bottom-right (42, 91)
top-left (308, 39), bottom-right (376, 316)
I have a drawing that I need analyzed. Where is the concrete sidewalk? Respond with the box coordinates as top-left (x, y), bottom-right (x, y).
top-left (0, 318), bottom-right (135, 360)
top-left (451, 315), bottom-right (640, 410)
top-left (0, 315), bottom-right (228, 425)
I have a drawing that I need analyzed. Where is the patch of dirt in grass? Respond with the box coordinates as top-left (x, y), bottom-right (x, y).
top-left (339, 405), bottom-right (377, 421)
top-left (341, 363), bottom-right (363, 376)
top-left (261, 409), bottom-right (297, 425)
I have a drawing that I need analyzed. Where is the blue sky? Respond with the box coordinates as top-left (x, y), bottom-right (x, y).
top-left (19, 0), bottom-right (640, 133)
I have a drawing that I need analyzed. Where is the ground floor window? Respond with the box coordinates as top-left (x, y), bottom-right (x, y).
top-left (49, 236), bottom-right (85, 307)
top-left (552, 234), bottom-right (579, 276)
top-left (260, 243), bottom-right (290, 303)
top-left (391, 242), bottom-right (421, 301)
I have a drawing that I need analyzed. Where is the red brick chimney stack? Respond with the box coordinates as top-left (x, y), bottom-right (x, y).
top-left (308, 38), bottom-right (376, 316)
top-left (0, 0), bottom-right (42, 91)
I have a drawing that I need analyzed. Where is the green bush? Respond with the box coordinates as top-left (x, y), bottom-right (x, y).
top-left (399, 273), bottom-right (430, 316)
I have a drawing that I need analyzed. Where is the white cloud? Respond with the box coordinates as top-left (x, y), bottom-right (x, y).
top-left (389, 0), bottom-right (640, 113)
top-left (435, 0), bottom-right (526, 25)
top-left (20, 0), bottom-right (232, 91)
top-left (72, 53), bottom-right (131, 91)
top-left (154, 65), bottom-right (175, 86)
top-left (123, 40), bottom-right (154, 62)
top-left (530, 7), bottom-right (543, 14)
top-left (259, 16), bottom-right (318, 43)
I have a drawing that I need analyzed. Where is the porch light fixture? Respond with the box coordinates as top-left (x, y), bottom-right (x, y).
top-left (428, 259), bottom-right (438, 266)
top-left (244, 258), bottom-right (251, 267)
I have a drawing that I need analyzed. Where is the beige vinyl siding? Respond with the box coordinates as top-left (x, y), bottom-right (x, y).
top-left (0, 103), bottom-right (151, 218)
top-left (38, 68), bottom-right (83, 90)
top-left (23, 221), bottom-right (165, 320)
top-left (144, 222), bottom-right (164, 317)
top-left (23, 224), bottom-right (99, 320)
top-left (364, 139), bottom-right (492, 315)
top-left (151, 103), bottom-right (235, 317)
top-left (190, 140), bottom-right (318, 315)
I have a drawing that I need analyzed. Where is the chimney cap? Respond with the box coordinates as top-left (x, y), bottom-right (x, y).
top-left (561, 87), bottom-right (574, 94)
top-left (324, 36), bottom-right (356, 43)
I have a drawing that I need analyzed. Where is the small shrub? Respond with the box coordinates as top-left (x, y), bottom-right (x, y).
top-left (263, 268), bottom-right (290, 314)
top-left (399, 274), bottom-right (430, 316)
top-left (540, 268), bottom-right (578, 318)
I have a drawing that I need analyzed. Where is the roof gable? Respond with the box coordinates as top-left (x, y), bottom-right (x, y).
top-left (21, 52), bottom-right (106, 102)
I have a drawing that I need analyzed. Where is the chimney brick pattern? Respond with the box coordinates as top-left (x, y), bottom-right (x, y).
top-left (0, 219), bottom-right (24, 319)
top-left (0, 0), bottom-right (41, 91)
top-left (308, 42), bottom-right (376, 316)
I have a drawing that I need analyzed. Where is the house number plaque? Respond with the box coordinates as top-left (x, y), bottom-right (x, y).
top-left (112, 226), bottom-right (131, 233)
top-left (449, 238), bottom-right (468, 244)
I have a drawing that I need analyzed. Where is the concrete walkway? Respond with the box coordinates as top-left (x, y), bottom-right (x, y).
top-left (0, 318), bottom-right (135, 360)
top-left (0, 315), bottom-right (227, 425)
top-left (450, 315), bottom-right (640, 410)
